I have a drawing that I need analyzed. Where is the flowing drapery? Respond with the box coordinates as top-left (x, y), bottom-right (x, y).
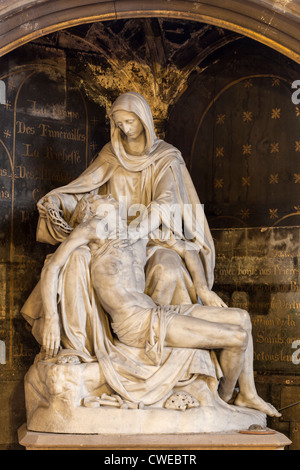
top-left (22, 92), bottom-right (219, 404)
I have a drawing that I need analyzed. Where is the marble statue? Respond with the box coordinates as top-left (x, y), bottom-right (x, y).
top-left (22, 92), bottom-right (280, 435)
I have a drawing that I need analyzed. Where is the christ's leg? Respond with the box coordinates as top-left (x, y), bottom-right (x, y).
top-left (180, 305), bottom-right (281, 417)
top-left (164, 313), bottom-right (248, 404)
top-left (189, 305), bottom-right (253, 401)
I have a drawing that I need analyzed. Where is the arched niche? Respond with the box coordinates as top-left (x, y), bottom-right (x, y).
top-left (0, 0), bottom-right (300, 63)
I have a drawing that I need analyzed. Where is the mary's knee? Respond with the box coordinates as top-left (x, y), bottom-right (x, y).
top-left (149, 249), bottom-right (183, 281)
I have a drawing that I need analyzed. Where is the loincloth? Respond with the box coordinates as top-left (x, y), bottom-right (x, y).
top-left (111, 304), bottom-right (195, 366)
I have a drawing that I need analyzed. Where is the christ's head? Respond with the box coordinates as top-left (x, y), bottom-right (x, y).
top-left (70, 194), bottom-right (120, 228)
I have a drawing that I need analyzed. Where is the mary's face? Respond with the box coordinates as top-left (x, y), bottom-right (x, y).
top-left (113, 110), bottom-right (144, 141)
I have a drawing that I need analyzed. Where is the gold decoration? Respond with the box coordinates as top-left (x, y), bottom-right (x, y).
top-left (242, 176), bottom-right (251, 187)
top-left (269, 208), bottom-right (279, 219)
top-left (271, 108), bottom-right (281, 119)
top-left (3, 130), bottom-right (11, 138)
top-left (269, 174), bottom-right (279, 184)
top-left (242, 144), bottom-right (252, 155)
top-left (216, 146), bottom-right (224, 157)
top-left (214, 178), bottom-right (224, 189)
top-left (244, 79), bottom-right (253, 88)
top-left (294, 173), bottom-right (300, 183)
top-left (272, 78), bottom-right (280, 87)
top-left (216, 114), bottom-right (226, 125)
top-left (242, 111), bottom-right (253, 123)
top-left (240, 209), bottom-right (250, 219)
top-left (84, 58), bottom-right (189, 123)
top-left (270, 142), bottom-right (279, 153)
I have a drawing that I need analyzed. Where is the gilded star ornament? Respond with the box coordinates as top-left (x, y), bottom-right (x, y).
top-left (294, 174), bottom-right (300, 184)
top-left (244, 79), bottom-right (253, 88)
top-left (242, 176), bottom-right (251, 187)
top-left (243, 111), bottom-right (253, 123)
top-left (270, 142), bottom-right (279, 153)
top-left (269, 208), bottom-right (279, 219)
top-left (272, 78), bottom-right (280, 87)
top-left (216, 146), bottom-right (224, 158)
top-left (242, 144), bottom-right (252, 156)
top-left (240, 209), bottom-right (250, 219)
top-left (271, 108), bottom-right (281, 119)
top-left (295, 141), bottom-right (300, 152)
top-left (216, 114), bottom-right (226, 125)
top-left (214, 178), bottom-right (224, 189)
top-left (269, 174), bottom-right (279, 184)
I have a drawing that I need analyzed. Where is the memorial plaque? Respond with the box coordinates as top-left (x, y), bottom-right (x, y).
top-left (0, 49), bottom-right (107, 375)
top-left (213, 226), bottom-right (300, 373)
top-left (0, 140), bottom-right (12, 261)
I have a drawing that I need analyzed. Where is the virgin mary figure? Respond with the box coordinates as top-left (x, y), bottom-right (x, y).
top-left (22, 92), bottom-right (224, 405)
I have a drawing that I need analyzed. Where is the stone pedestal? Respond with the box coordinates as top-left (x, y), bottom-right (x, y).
top-left (23, 359), bottom-right (270, 436)
top-left (18, 424), bottom-right (291, 450)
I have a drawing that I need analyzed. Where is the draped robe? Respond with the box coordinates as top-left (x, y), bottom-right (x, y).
top-left (22, 92), bottom-right (220, 405)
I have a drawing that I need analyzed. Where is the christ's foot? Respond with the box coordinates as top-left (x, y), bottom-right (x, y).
top-left (234, 393), bottom-right (281, 417)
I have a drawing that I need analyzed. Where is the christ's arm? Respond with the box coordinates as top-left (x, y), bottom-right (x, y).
top-left (40, 220), bottom-right (98, 357)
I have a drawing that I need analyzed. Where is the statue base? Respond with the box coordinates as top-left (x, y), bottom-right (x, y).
top-left (18, 424), bottom-right (291, 450)
top-left (25, 402), bottom-right (267, 435)
top-left (24, 359), bottom-right (270, 435)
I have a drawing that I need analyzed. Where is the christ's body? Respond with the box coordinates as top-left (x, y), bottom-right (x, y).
top-left (41, 194), bottom-right (281, 418)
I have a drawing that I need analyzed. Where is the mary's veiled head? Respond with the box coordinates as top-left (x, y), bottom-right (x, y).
top-left (112, 110), bottom-right (145, 146)
top-left (109, 93), bottom-right (158, 167)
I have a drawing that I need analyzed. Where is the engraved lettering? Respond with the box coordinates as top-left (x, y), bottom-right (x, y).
top-left (45, 146), bottom-right (81, 164)
top-left (0, 168), bottom-right (8, 177)
top-left (15, 164), bottom-right (72, 182)
top-left (256, 331), bottom-right (284, 344)
top-left (38, 123), bottom-right (85, 142)
top-left (16, 121), bottom-right (35, 135)
top-left (0, 188), bottom-right (10, 199)
top-left (0, 305), bottom-right (5, 319)
top-left (32, 188), bottom-right (40, 202)
top-left (22, 143), bottom-right (40, 158)
top-left (27, 99), bottom-right (80, 121)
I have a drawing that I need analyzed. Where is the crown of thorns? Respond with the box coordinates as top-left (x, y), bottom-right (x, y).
top-left (46, 205), bottom-right (73, 234)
